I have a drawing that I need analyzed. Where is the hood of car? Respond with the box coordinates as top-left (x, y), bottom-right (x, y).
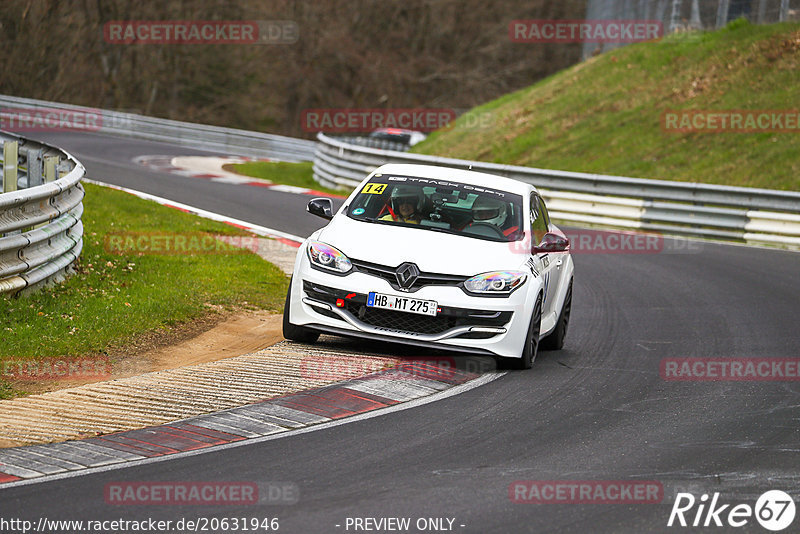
top-left (317, 215), bottom-right (528, 276)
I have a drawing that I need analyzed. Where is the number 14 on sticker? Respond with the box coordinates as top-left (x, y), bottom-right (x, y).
top-left (362, 183), bottom-right (387, 194)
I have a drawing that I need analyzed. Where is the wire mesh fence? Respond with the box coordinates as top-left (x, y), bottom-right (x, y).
top-left (583, 0), bottom-right (798, 57)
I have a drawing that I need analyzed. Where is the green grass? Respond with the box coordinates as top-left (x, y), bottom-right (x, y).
top-left (0, 183), bottom-right (289, 398)
top-left (225, 160), bottom-right (352, 196)
top-left (413, 20), bottom-right (800, 191)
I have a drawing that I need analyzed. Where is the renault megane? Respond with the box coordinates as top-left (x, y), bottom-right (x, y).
top-left (283, 163), bottom-right (574, 369)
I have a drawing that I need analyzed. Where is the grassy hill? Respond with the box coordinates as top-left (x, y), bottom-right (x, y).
top-left (413, 20), bottom-right (800, 191)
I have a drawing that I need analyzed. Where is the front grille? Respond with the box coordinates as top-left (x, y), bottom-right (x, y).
top-left (351, 259), bottom-right (467, 293)
top-left (356, 306), bottom-right (457, 335)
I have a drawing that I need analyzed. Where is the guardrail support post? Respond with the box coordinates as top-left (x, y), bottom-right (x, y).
top-left (57, 161), bottom-right (70, 178)
top-left (27, 149), bottom-right (43, 187)
top-left (3, 140), bottom-right (18, 193)
top-left (44, 156), bottom-right (59, 183)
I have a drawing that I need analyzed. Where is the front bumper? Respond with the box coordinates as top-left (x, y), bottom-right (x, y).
top-left (303, 280), bottom-right (512, 341)
top-left (289, 259), bottom-right (533, 358)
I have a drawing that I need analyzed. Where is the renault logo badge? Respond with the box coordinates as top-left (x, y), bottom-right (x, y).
top-left (395, 262), bottom-right (420, 289)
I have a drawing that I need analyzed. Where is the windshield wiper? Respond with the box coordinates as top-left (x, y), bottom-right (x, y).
top-left (358, 216), bottom-right (391, 224)
top-left (421, 226), bottom-right (460, 236)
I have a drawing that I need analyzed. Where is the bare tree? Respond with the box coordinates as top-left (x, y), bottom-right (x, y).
top-left (0, 0), bottom-right (587, 137)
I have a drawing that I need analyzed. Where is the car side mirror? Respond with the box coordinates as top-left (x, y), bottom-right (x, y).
top-left (533, 232), bottom-right (569, 254)
top-left (307, 198), bottom-right (333, 220)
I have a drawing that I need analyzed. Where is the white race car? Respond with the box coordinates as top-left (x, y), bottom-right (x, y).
top-left (283, 163), bottom-right (574, 369)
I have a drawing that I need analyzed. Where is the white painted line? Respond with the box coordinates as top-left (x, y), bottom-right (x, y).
top-left (240, 403), bottom-right (331, 425)
top-left (210, 176), bottom-right (254, 184)
top-left (169, 156), bottom-right (319, 195)
top-left (5, 448), bottom-right (85, 471)
top-left (383, 371), bottom-right (450, 391)
top-left (82, 178), bottom-right (305, 245)
top-left (345, 379), bottom-right (438, 402)
top-left (0, 461), bottom-right (44, 479)
top-left (188, 417), bottom-right (262, 438)
top-left (268, 184), bottom-right (313, 194)
top-left (0, 372), bottom-right (505, 490)
top-left (170, 156), bottom-right (258, 181)
top-left (228, 406), bottom-right (307, 429)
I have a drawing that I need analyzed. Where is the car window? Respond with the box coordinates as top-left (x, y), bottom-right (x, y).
top-left (346, 174), bottom-right (523, 242)
top-left (536, 194), bottom-right (551, 230)
top-left (530, 194), bottom-right (549, 244)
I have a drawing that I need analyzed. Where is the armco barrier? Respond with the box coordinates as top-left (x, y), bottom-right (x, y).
top-left (0, 131), bottom-right (84, 295)
top-left (0, 94), bottom-right (315, 162)
top-left (313, 133), bottom-right (800, 247)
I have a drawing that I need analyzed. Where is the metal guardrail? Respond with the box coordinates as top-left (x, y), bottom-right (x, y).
top-left (313, 132), bottom-right (800, 247)
top-left (0, 131), bottom-right (84, 295)
top-left (0, 94), bottom-right (316, 162)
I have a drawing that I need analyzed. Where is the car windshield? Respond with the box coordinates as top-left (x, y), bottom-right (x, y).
top-left (346, 174), bottom-right (524, 242)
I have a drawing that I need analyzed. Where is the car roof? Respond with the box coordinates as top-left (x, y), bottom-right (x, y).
top-left (370, 163), bottom-right (536, 196)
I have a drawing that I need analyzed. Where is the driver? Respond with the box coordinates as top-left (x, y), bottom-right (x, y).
top-left (467, 196), bottom-right (506, 226)
top-left (465, 196), bottom-right (519, 237)
top-left (380, 187), bottom-right (423, 224)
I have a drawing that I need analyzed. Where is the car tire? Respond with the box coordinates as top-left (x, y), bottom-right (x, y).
top-left (504, 293), bottom-right (542, 370)
top-left (540, 278), bottom-right (572, 351)
top-left (282, 278), bottom-right (320, 344)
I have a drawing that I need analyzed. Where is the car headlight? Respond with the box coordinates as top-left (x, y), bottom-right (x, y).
top-left (463, 271), bottom-right (527, 296)
top-left (307, 240), bottom-right (352, 274)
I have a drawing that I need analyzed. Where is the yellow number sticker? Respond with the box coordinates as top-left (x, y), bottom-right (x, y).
top-left (361, 183), bottom-right (387, 195)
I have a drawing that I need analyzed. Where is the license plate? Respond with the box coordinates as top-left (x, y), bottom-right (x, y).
top-left (367, 292), bottom-right (438, 316)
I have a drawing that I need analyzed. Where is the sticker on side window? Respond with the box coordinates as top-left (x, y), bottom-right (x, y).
top-left (361, 183), bottom-right (387, 194)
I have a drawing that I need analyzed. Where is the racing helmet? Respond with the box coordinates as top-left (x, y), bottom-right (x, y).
top-left (471, 196), bottom-right (507, 226)
top-left (390, 186), bottom-right (423, 213)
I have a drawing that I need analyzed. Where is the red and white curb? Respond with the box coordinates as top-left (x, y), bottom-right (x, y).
top-left (134, 155), bottom-right (345, 198)
top-left (0, 362), bottom-right (500, 487)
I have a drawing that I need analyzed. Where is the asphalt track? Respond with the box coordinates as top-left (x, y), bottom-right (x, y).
top-left (2, 131), bottom-right (799, 533)
top-left (34, 131), bottom-right (334, 238)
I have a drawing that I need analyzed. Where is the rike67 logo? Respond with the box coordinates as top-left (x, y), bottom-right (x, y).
top-left (668, 490), bottom-right (796, 531)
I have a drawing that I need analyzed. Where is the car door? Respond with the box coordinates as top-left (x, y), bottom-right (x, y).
top-left (530, 193), bottom-right (559, 319)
